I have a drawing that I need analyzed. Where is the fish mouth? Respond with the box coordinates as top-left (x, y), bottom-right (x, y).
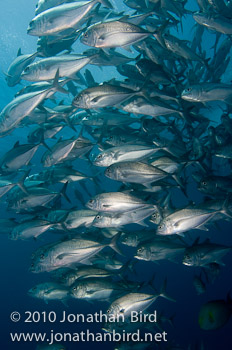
top-left (134, 255), bottom-right (143, 260)
top-left (180, 94), bottom-right (190, 100)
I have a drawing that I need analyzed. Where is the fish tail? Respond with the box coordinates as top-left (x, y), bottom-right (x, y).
top-left (60, 181), bottom-right (71, 204)
top-left (17, 169), bottom-right (30, 194)
top-left (109, 232), bottom-right (124, 256)
top-left (98, 0), bottom-right (113, 9)
top-left (52, 69), bottom-right (68, 95)
top-left (159, 278), bottom-right (176, 302)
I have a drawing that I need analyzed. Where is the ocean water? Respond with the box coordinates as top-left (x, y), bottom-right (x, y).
top-left (1, 1), bottom-right (232, 349)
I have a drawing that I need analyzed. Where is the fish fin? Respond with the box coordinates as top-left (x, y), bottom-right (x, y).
top-left (159, 278), bottom-right (176, 302)
top-left (80, 258), bottom-right (93, 265)
top-left (121, 45), bottom-right (133, 53)
top-left (137, 220), bottom-right (149, 227)
top-left (84, 69), bottom-right (97, 88)
top-left (17, 48), bottom-right (22, 56)
top-left (63, 115), bottom-right (77, 132)
top-left (99, 0), bottom-right (113, 9)
top-left (214, 260), bottom-right (225, 266)
top-left (222, 196), bottom-right (232, 218)
top-left (52, 69), bottom-right (68, 94)
top-left (17, 169), bottom-right (30, 194)
top-left (60, 181), bottom-right (71, 204)
top-left (61, 299), bottom-right (69, 307)
top-left (195, 224), bottom-right (209, 231)
top-left (144, 0), bottom-right (149, 7)
top-left (13, 141), bottom-right (20, 148)
top-left (109, 232), bottom-right (124, 256)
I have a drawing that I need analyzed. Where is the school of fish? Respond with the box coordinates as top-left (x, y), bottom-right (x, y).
top-left (2, 0), bottom-right (232, 349)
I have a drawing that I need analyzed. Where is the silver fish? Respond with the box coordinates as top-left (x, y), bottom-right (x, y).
top-left (81, 20), bottom-right (154, 48)
top-left (86, 192), bottom-right (151, 213)
top-left (28, 282), bottom-right (69, 304)
top-left (93, 145), bottom-right (162, 167)
top-left (28, 0), bottom-right (112, 36)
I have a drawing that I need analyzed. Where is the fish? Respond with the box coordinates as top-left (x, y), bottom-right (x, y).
top-left (35, 0), bottom-right (73, 15)
top-left (107, 281), bottom-right (174, 319)
top-left (198, 295), bottom-right (232, 330)
top-left (81, 19), bottom-right (155, 49)
top-left (70, 277), bottom-right (132, 301)
top-left (0, 70), bottom-right (67, 136)
top-left (28, 282), bottom-right (69, 304)
top-left (30, 233), bottom-right (122, 272)
top-left (86, 191), bottom-right (152, 213)
top-left (119, 230), bottom-right (155, 247)
top-left (181, 83), bottom-right (232, 104)
top-left (54, 266), bottom-right (113, 286)
top-left (0, 141), bottom-right (41, 174)
top-left (63, 209), bottom-right (98, 229)
top-left (8, 182), bottom-right (70, 212)
top-left (9, 219), bottom-right (54, 240)
top-left (183, 239), bottom-right (231, 267)
top-left (28, 0), bottom-right (113, 37)
top-left (92, 206), bottom-right (157, 228)
top-left (135, 237), bottom-right (186, 262)
top-left (163, 33), bottom-right (207, 64)
top-left (21, 54), bottom-right (98, 81)
top-left (5, 49), bottom-right (38, 87)
top-left (193, 273), bottom-right (206, 295)
top-left (104, 161), bottom-right (170, 188)
top-left (42, 137), bottom-right (93, 167)
top-left (193, 12), bottom-right (232, 35)
top-left (93, 144), bottom-right (169, 167)
top-left (72, 83), bottom-right (146, 109)
top-left (156, 204), bottom-right (229, 236)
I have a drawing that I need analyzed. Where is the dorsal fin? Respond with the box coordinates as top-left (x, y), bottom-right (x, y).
top-left (13, 141), bottom-right (20, 148)
top-left (17, 48), bottom-right (22, 56)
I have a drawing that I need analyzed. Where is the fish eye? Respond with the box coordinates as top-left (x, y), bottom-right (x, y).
top-left (158, 224), bottom-right (163, 229)
top-left (24, 67), bottom-right (30, 73)
top-left (186, 87), bottom-right (192, 92)
top-left (97, 154), bottom-right (103, 159)
top-left (201, 181), bottom-right (207, 186)
top-left (73, 287), bottom-right (76, 291)
top-left (31, 263), bottom-right (34, 267)
top-left (137, 248), bottom-right (142, 252)
top-left (185, 254), bottom-right (190, 260)
top-left (96, 215), bottom-right (101, 220)
top-left (83, 32), bottom-right (88, 38)
top-left (89, 199), bottom-right (94, 203)
top-left (40, 254), bottom-right (45, 260)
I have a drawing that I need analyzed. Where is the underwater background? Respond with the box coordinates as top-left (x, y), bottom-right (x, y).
top-left (1, 0), bottom-right (232, 349)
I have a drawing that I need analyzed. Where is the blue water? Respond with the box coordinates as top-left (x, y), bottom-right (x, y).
top-left (1, 1), bottom-right (232, 349)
